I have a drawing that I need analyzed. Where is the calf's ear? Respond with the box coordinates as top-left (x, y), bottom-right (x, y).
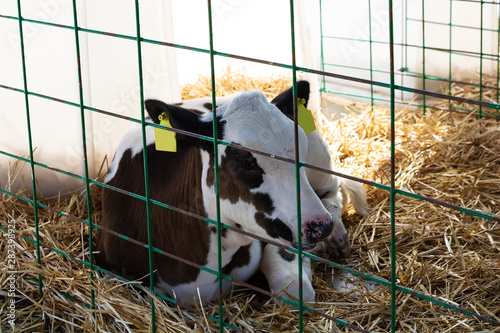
top-left (271, 80), bottom-right (310, 120)
top-left (145, 99), bottom-right (223, 149)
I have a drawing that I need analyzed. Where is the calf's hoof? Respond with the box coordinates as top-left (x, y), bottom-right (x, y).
top-left (324, 229), bottom-right (351, 258)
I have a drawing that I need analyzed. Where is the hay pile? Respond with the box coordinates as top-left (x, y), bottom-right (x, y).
top-left (1, 69), bottom-right (499, 332)
top-left (180, 68), bottom-right (297, 100)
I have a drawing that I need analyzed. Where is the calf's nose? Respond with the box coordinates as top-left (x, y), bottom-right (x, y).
top-left (303, 215), bottom-right (333, 244)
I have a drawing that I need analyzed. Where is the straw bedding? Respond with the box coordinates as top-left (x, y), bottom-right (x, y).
top-left (1, 69), bottom-right (499, 332)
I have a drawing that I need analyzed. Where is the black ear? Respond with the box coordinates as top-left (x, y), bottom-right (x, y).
top-left (145, 99), bottom-right (223, 150)
top-left (271, 80), bottom-right (310, 120)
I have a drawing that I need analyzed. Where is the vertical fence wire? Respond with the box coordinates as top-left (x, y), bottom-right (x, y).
top-left (448, 0), bottom-right (453, 110)
top-left (388, 0), bottom-right (398, 332)
top-left (206, 1), bottom-right (226, 331)
top-left (319, 0), bottom-right (326, 92)
top-left (368, 0), bottom-right (375, 110)
top-left (15, 0), bottom-right (44, 299)
top-left (70, 0), bottom-right (96, 319)
top-left (421, 0), bottom-right (427, 115)
top-left (480, 0), bottom-right (484, 119)
top-left (497, 3), bottom-right (500, 106)
top-left (133, 1), bottom-right (157, 330)
top-left (400, 0), bottom-right (405, 102)
top-left (288, 1), bottom-right (305, 330)
top-left (404, 0), bottom-right (409, 96)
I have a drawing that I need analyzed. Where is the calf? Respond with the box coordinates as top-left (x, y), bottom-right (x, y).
top-left (96, 83), bottom-right (367, 304)
top-left (174, 81), bottom-right (368, 257)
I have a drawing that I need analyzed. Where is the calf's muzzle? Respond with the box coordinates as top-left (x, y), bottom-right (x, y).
top-left (295, 215), bottom-right (333, 249)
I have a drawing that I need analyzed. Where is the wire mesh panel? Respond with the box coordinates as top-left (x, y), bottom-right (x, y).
top-left (320, 0), bottom-right (500, 116)
top-left (1, 1), bottom-right (499, 332)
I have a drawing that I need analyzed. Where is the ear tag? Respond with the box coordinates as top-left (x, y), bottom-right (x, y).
top-left (155, 112), bottom-right (177, 152)
top-left (297, 98), bottom-right (316, 134)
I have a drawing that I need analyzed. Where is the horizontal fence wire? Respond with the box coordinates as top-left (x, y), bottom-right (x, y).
top-left (1, 1), bottom-right (500, 331)
top-left (1, 13), bottom-right (499, 112)
top-left (3, 121), bottom-right (500, 225)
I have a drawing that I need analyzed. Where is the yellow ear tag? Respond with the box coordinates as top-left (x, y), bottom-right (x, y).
top-left (297, 98), bottom-right (316, 134)
top-left (155, 112), bottom-right (177, 152)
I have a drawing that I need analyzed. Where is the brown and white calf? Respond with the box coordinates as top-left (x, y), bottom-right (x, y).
top-left (96, 82), bottom-right (367, 304)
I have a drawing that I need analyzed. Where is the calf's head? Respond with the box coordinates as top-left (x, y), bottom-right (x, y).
top-left (145, 90), bottom-right (331, 249)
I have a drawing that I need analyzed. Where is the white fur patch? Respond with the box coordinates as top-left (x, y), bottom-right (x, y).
top-left (105, 125), bottom-right (155, 183)
top-left (155, 232), bottom-right (262, 304)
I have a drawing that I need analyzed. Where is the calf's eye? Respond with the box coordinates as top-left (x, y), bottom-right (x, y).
top-left (226, 146), bottom-right (260, 173)
top-left (239, 155), bottom-right (257, 170)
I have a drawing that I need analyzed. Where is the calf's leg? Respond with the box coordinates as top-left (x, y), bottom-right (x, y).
top-left (260, 244), bottom-right (315, 305)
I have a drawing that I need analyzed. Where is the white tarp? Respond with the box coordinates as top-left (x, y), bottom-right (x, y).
top-left (0, 0), bottom-right (180, 197)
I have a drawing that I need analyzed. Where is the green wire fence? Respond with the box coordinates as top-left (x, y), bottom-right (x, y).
top-left (320, 0), bottom-right (500, 119)
top-left (1, 0), bottom-right (500, 332)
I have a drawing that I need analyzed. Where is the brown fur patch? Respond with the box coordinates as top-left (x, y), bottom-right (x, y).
top-left (187, 108), bottom-right (205, 115)
top-left (203, 102), bottom-right (213, 110)
top-left (221, 244), bottom-right (251, 275)
top-left (205, 148), bottom-right (268, 206)
top-left (96, 145), bottom-right (210, 286)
